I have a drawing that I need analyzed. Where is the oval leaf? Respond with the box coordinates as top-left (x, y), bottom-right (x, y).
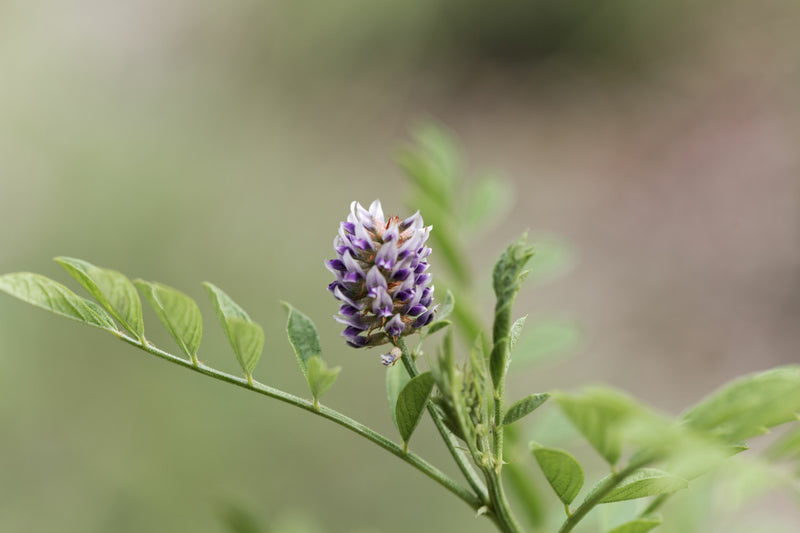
top-left (530, 442), bottom-right (584, 505)
top-left (599, 469), bottom-right (687, 503)
top-left (281, 302), bottom-right (321, 377)
top-left (0, 272), bottom-right (116, 331)
top-left (503, 393), bottom-right (550, 426)
top-left (203, 282), bottom-right (251, 322)
top-left (386, 362), bottom-right (412, 431)
top-left (204, 282), bottom-right (263, 377)
top-left (683, 366), bottom-right (800, 443)
top-left (54, 257), bottom-right (144, 337)
top-left (135, 280), bottom-right (202, 360)
top-left (555, 388), bottom-right (640, 466)
top-left (396, 372), bottom-right (435, 444)
top-left (306, 356), bottom-right (340, 402)
top-left (606, 516), bottom-right (663, 533)
top-left (226, 317), bottom-right (264, 377)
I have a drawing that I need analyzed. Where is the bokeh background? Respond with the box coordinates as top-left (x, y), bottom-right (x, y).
top-left (1, 1), bottom-right (798, 532)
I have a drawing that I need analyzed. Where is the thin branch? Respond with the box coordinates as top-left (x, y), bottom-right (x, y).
top-left (114, 332), bottom-right (482, 510)
top-left (558, 459), bottom-right (651, 533)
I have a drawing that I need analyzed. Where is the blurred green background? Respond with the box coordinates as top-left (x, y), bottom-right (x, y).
top-left (1, 1), bottom-right (799, 532)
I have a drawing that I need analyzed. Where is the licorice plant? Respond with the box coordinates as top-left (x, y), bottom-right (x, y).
top-left (1, 124), bottom-right (799, 533)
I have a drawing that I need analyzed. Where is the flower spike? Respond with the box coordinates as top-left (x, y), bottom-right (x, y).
top-left (327, 200), bottom-right (437, 352)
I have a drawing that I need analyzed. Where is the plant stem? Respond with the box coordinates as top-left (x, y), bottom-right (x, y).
top-left (558, 460), bottom-right (647, 533)
top-left (492, 387), bottom-right (505, 466)
top-left (396, 339), bottom-right (489, 504)
top-left (116, 333), bottom-right (481, 511)
top-left (396, 339), bottom-right (525, 533)
top-left (485, 469), bottom-right (525, 533)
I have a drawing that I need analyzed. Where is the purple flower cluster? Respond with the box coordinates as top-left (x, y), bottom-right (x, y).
top-left (327, 200), bottom-right (436, 349)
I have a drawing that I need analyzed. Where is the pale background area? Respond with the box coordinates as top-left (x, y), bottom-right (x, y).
top-left (1, 2), bottom-right (798, 532)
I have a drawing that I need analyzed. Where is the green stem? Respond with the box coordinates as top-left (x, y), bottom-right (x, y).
top-left (492, 390), bottom-right (505, 466)
top-left (485, 469), bottom-right (525, 533)
top-left (115, 332), bottom-right (481, 511)
top-left (490, 328), bottom-right (508, 469)
top-left (396, 341), bottom-right (524, 533)
top-left (396, 339), bottom-right (489, 504)
top-left (558, 460), bottom-right (648, 533)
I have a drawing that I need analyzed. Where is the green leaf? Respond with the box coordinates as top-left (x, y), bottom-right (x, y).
top-left (281, 302), bottom-right (322, 377)
top-left (396, 371), bottom-right (435, 444)
top-left (54, 257), bottom-right (144, 337)
top-left (555, 388), bottom-right (640, 466)
top-left (530, 442), bottom-right (584, 505)
top-left (306, 356), bottom-right (340, 402)
top-left (281, 303), bottom-right (336, 401)
top-left (425, 320), bottom-right (451, 336)
top-left (509, 315), bottom-right (527, 353)
top-left (503, 393), bottom-right (550, 425)
top-left (463, 175), bottom-right (511, 231)
top-left (606, 516), bottom-right (663, 533)
top-left (135, 280), bottom-right (202, 360)
top-left (226, 318), bottom-right (264, 377)
top-left (204, 282), bottom-right (251, 322)
top-left (386, 362), bottom-right (412, 431)
top-left (683, 366), bottom-right (800, 443)
top-left (0, 272), bottom-right (117, 331)
top-left (435, 289), bottom-right (455, 323)
top-left (598, 469), bottom-right (688, 503)
top-left (204, 282), bottom-right (263, 378)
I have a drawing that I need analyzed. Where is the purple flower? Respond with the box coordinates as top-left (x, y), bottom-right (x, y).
top-left (327, 200), bottom-right (437, 349)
